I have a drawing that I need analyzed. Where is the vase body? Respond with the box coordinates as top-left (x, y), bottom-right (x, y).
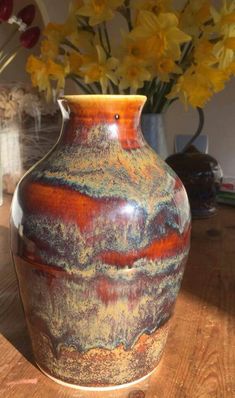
top-left (141, 113), bottom-right (168, 159)
top-left (10, 95), bottom-right (191, 389)
top-left (166, 146), bottom-right (223, 218)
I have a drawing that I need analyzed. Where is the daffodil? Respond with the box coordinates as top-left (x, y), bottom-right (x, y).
top-left (211, 0), bottom-right (235, 32)
top-left (130, 11), bottom-right (191, 61)
top-left (180, 0), bottom-right (211, 36)
top-left (213, 36), bottom-right (235, 69)
top-left (25, 0), bottom-right (235, 111)
top-left (151, 56), bottom-right (182, 82)
top-left (26, 55), bottom-right (52, 100)
top-left (80, 45), bottom-right (119, 92)
top-left (168, 64), bottom-right (229, 108)
top-left (117, 55), bottom-right (151, 92)
top-left (194, 39), bottom-right (218, 66)
top-left (44, 23), bottom-right (67, 44)
top-left (26, 55), bottom-right (70, 100)
top-left (76, 0), bottom-right (124, 26)
top-left (210, 1), bottom-right (235, 69)
top-left (41, 39), bottom-right (60, 60)
top-left (47, 59), bottom-right (70, 92)
top-left (68, 51), bottom-right (84, 75)
top-left (121, 35), bottom-right (151, 61)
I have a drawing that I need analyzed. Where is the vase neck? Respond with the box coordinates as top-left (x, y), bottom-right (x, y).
top-left (58, 95), bottom-right (146, 149)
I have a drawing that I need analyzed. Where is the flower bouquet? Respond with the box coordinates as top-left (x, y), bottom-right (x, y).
top-left (26, 0), bottom-right (235, 115)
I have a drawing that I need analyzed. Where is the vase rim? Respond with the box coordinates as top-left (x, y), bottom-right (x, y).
top-left (60, 94), bottom-right (147, 102)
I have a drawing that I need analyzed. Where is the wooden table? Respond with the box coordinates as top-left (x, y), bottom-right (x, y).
top-left (0, 194), bottom-right (234, 398)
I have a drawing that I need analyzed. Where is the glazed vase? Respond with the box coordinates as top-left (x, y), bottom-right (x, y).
top-left (141, 113), bottom-right (168, 159)
top-left (166, 145), bottom-right (223, 219)
top-left (10, 95), bottom-right (191, 390)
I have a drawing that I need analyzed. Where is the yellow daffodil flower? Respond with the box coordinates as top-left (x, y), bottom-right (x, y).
top-left (26, 55), bottom-right (52, 100)
top-left (211, 1), bottom-right (235, 69)
top-left (26, 56), bottom-right (70, 101)
top-left (41, 39), bottom-right (60, 60)
top-left (194, 39), bottom-right (218, 66)
top-left (213, 36), bottom-right (235, 69)
top-left (168, 63), bottom-right (229, 108)
top-left (211, 0), bottom-right (235, 30)
top-left (151, 57), bottom-right (182, 82)
top-left (44, 23), bottom-right (67, 44)
top-left (47, 59), bottom-right (70, 92)
top-left (121, 35), bottom-right (151, 61)
top-left (117, 55), bottom-right (151, 92)
top-left (76, 0), bottom-right (124, 26)
top-left (68, 51), bottom-right (84, 75)
top-left (25, 0), bottom-right (235, 110)
top-left (130, 11), bottom-right (191, 61)
top-left (80, 45), bottom-right (119, 92)
top-left (180, 0), bottom-right (211, 36)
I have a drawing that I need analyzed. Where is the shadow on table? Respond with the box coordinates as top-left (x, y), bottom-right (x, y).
top-left (0, 225), bottom-right (34, 364)
top-left (181, 222), bottom-right (235, 318)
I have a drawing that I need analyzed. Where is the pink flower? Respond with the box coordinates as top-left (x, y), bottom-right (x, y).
top-left (0, 0), bottom-right (13, 21)
top-left (20, 26), bottom-right (40, 49)
top-left (17, 4), bottom-right (36, 27)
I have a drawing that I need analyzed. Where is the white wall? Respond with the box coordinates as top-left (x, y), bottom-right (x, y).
top-left (165, 79), bottom-right (235, 177)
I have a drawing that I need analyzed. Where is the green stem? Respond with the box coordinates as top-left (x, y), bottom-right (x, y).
top-left (70, 75), bottom-right (95, 94)
top-left (63, 39), bottom-right (80, 53)
top-left (181, 0), bottom-right (190, 14)
top-left (110, 80), bottom-right (119, 94)
top-left (94, 81), bottom-right (102, 93)
top-left (124, 0), bottom-right (132, 31)
top-left (98, 26), bottom-right (109, 56)
top-left (77, 17), bottom-right (95, 34)
top-left (103, 22), bottom-right (111, 54)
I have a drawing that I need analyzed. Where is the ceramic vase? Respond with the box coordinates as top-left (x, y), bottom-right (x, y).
top-left (10, 95), bottom-right (191, 390)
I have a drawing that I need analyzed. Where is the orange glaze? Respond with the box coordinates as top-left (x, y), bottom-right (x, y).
top-left (97, 228), bottom-right (191, 267)
top-left (23, 182), bottom-right (190, 267)
top-left (60, 95), bottom-right (145, 150)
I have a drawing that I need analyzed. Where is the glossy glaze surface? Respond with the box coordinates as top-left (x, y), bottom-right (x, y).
top-left (11, 95), bottom-right (191, 388)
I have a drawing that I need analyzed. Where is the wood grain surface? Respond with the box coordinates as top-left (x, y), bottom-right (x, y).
top-left (0, 194), bottom-right (234, 398)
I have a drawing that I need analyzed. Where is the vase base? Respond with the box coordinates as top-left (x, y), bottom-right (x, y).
top-left (37, 362), bottom-right (157, 391)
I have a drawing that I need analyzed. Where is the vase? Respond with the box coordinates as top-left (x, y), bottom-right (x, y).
top-left (141, 113), bottom-right (168, 159)
top-left (10, 95), bottom-right (191, 390)
top-left (0, 83), bottom-right (60, 194)
top-left (166, 145), bottom-right (223, 219)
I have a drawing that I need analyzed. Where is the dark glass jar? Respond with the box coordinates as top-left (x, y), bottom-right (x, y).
top-left (166, 145), bottom-right (223, 218)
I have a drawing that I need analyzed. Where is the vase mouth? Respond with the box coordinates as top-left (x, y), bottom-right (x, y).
top-left (60, 94), bottom-right (147, 102)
